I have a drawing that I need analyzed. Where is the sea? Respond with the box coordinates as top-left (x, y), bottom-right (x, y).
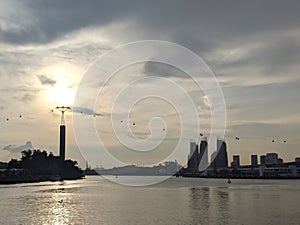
top-left (0, 176), bottom-right (299, 225)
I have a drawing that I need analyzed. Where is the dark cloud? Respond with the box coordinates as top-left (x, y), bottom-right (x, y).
top-left (1, 0), bottom-right (300, 47)
top-left (72, 106), bottom-right (104, 116)
top-left (3, 141), bottom-right (33, 154)
top-left (0, 1), bottom-right (134, 44)
top-left (214, 35), bottom-right (300, 76)
top-left (142, 61), bottom-right (188, 78)
top-left (38, 75), bottom-right (56, 86)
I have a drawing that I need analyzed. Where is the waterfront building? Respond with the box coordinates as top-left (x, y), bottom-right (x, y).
top-left (231, 155), bottom-right (240, 169)
top-left (210, 140), bottom-right (228, 169)
top-left (205, 161), bottom-right (300, 178)
top-left (260, 155), bottom-right (266, 165)
top-left (211, 151), bottom-right (217, 163)
top-left (187, 140), bottom-right (198, 170)
top-left (251, 155), bottom-right (258, 166)
top-left (258, 164), bottom-right (299, 178)
top-left (266, 153), bottom-right (279, 165)
top-left (198, 139), bottom-right (208, 171)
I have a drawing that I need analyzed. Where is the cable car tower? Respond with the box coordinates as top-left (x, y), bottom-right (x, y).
top-left (55, 106), bottom-right (71, 161)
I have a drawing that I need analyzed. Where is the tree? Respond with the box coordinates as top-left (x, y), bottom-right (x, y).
top-left (7, 149), bottom-right (83, 180)
top-left (7, 159), bottom-right (19, 169)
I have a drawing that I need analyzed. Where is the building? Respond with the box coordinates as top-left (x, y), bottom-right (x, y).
top-left (231, 155), bottom-right (240, 169)
top-left (198, 139), bottom-right (208, 171)
top-left (187, 140), bottom-right (198, 170)
top-left (251, 155), bottom-right (258, 167)
top-left (210, 139), bottom-right (228, 169)
top-left (258, 164), bottom-right (299, 178)
top-left (266, 153), bottom-right (278, 165)
top-left (260, 155), bottom-right (266, 165)
top-left (211, 151), bottom-right (217, 164)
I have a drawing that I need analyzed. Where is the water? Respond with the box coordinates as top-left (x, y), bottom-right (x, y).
top-left (0, 176), bottom-right (299, 225)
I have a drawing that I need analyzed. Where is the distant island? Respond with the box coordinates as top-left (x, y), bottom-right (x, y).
top-left (84, 161), bottom-right (181, 176)
top-left (0, 150), bottom-right (84, 184)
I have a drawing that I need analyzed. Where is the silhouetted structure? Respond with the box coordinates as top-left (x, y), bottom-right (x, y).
top-left (211, 140), bottom-right (228, 169)
top-left (55, 106), bottom-right (71, 161)
top-left (187, 140), bottom-right (198, 171)
top-left (198, 139), bottom-right (208, 171)
top-left (251, 155), bottom-right (258, 166)
top-left (260, 155), bottom-right (266, 165)
top-left (180, 138), bottom-right (300, 178)
top-left (266, 153), bottom-right (279, 165)
top-left (231, 155), bottom-right (240, 169)
top-left (59, 125), bottom-right (66, 161)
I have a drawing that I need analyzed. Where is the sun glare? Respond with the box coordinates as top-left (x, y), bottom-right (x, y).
top-left (47, 81), bottom-right (76, 105)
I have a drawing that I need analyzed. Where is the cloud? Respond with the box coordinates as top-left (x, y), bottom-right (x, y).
top-left (38, 75), bottom-right (56, 86)
top-left (142, 61), bottom-right (189, 78)
top-left (72, 106), bottom-right (104, 116)
top-left (0, 83), bottom-right (40, 105)
top-left (3, 141), bottom-right (33, 154)
top-left (1, 1), bottom-right (299, 46)
top-left (0, 1), bottom-right (300, 166)
top-left (0, 1), bottom-right (133, 45)
top-left (19, 93), bottom-right (35, 102)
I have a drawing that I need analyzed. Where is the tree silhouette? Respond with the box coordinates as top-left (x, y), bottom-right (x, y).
top-left (6, 149), bottom-right (83, 180)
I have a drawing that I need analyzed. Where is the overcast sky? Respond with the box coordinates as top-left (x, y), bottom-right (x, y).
top-left (1, 0), bottom-right (300, 168)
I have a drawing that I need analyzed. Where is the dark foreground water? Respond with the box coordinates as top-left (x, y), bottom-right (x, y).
top-left (0, 176), bottom-right (299, 225)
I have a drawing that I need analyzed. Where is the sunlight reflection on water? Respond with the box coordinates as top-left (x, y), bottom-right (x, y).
top-left (0, 177), bottom-right (300, 225)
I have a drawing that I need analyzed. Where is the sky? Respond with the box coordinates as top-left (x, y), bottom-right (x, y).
top-left (1, 0), bottom-right (300, 168)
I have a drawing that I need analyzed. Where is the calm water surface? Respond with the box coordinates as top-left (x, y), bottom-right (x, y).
top-left (0, 176), bottom-right (299, 225)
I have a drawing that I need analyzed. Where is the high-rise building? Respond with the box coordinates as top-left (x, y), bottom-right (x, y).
top-left (260, 155), bottom-right (266, 165)
top-left (187, 140), bottom-right (198, 170)
top-left (210, 139), bottom-right (228, 169)
top-left (198, 139), bottom-right (208, 171)
top-left (232, 155), bottom-right (240, 169)
top-left (266, 153), bottom-right (278, 165)
top-left (211, 151), bottom-right (217, 163)
top-left (251, 155), bottom-right (258, 167)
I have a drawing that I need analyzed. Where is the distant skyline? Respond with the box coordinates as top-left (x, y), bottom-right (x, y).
top-left (1, 1), bottom-right (300, 168)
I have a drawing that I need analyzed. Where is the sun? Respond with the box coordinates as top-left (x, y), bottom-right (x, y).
top-left (46, 81), bottom-right (76, 105)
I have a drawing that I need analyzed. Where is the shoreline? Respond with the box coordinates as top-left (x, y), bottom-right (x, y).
top-left (2, 174), bottom-right (300, 185)
top-left (180, 175), bottom-right (300, 180)
top-left (85, 174), bottom-right (300, 180)
top-left (0, 176), bottom-right (84, 185)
